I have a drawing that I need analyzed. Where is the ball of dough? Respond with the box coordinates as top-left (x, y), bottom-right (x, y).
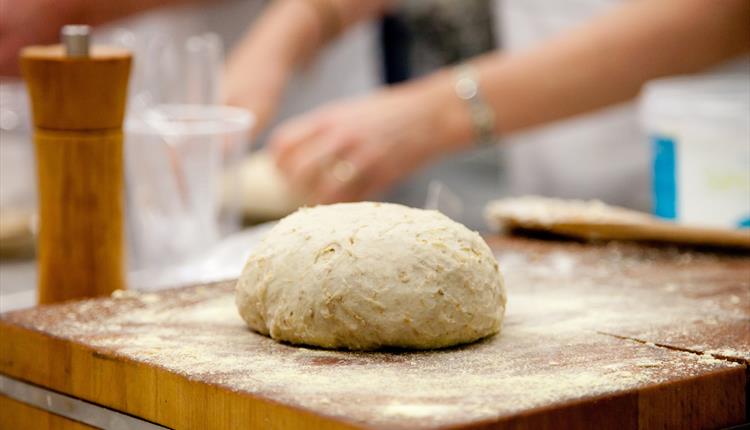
top-left (224, 151), bottom-right (302, 221)
top-left (236, 202), bottom-right (506, 350)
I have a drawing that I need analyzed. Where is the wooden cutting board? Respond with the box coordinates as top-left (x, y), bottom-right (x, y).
top-left (1, 237), bottom-right (748, 429)
top-left (485, 196), bottom-right (750, 249)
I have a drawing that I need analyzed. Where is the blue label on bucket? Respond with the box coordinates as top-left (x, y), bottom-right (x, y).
top-left (652, 135), bottom-right (677, 220)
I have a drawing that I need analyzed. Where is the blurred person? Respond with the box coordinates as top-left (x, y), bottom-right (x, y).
top-left (255, 0), bottom-right (749, 222)
top-left (223, 1), bottom-right (394, 134)
top-left (0, 0), bottom-right (380, 134)
top-left (226, 0), bottom-right (501, 226)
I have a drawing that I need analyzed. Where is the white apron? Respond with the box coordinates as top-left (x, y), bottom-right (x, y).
top-left (495, 0), bottom-right (651, 211)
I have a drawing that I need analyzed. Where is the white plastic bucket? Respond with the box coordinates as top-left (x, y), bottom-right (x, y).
top-left (640, 75), bottom-right (750, 229)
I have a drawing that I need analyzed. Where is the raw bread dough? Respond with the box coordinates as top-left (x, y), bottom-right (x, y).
top-left (236, 202), bottom-right (506, 350)
top-left (226, 151), bottom-right (302, 221)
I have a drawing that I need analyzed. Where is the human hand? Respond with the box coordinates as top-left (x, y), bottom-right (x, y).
top-left (268, 78), bottom-right (470, 204)
top-left (0, 0), bottom-right (83, 75)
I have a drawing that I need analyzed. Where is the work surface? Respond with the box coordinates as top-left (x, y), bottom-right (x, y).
top-left (1, 237), bottom-right (748, 429)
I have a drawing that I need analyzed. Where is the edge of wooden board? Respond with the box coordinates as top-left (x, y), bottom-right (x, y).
top-left (2, 319), bottom-right (746, 430)
top-left (0, 321), bottom-right (361, 430)
top-left (438, 365), bottom-right (746, 430)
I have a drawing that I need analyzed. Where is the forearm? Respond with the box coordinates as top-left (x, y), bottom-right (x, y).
top-left (328, 0), bottom-right (395, 31)
top-left (223, 1), bottom-right (325, 122)
top-left (223, 0), bottom-right (392, 128)
top-left (77, 0), bottom-right (206, 26)
top-left (423, 0), bottom-right (750, 151)
top-left (227, 0), bottom-right (392, 72)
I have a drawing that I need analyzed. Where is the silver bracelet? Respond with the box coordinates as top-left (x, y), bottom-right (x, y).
top-left (454, 64), bottom-right (496, 146)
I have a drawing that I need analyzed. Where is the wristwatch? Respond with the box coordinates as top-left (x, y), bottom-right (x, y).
top-left (454, 64), bottom-right (496, 146)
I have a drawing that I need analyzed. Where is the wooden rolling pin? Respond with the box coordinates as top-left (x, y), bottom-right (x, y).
top-left (21, 26), bottom-right (132, 304)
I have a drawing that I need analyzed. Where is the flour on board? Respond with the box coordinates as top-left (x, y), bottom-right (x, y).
top-left (4, 240), bottom-right (746, 429)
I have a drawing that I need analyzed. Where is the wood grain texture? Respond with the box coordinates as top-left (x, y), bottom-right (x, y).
top-left (485, 196), bottom-right (750, 249)
top-left (1, 238), bottom-right (747, 429)
top-left (484, 237), bottom-right (750, 364)
top-left (20, 45), bottom-right (131, 131)
top-left (548, 221), bottom-right (750, 249)
top-left (637, 368), bottom-right (746, 430)
top-left (22, 44), bottom-right (130, 304)
top-left (34, 131), bottom-right (125, 303)
top-left (0, 324), bottom-right (358, 430)
top-left (0, 394), bottom-right (97, 430)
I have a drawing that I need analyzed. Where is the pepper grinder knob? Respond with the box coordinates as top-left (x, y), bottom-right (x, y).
top-left (61, 25), bottom-right (91, 57)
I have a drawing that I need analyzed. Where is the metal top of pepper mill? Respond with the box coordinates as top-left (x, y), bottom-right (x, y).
top-left (61, 25), bottom-right (91, 57)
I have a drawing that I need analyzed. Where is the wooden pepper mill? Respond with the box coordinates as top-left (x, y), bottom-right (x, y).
top-left (21, 26), bottom-right (132, 303)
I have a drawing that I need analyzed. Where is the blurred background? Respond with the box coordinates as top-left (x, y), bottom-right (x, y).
top-left (1, 0), bottom-right (748, 309)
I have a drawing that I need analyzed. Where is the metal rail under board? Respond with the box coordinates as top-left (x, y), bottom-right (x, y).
top-left (0, 374), bottom-right (170, 429)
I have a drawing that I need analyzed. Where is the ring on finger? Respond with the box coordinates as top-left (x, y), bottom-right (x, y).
top-left (331, 159), bottom-right (357, 184)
